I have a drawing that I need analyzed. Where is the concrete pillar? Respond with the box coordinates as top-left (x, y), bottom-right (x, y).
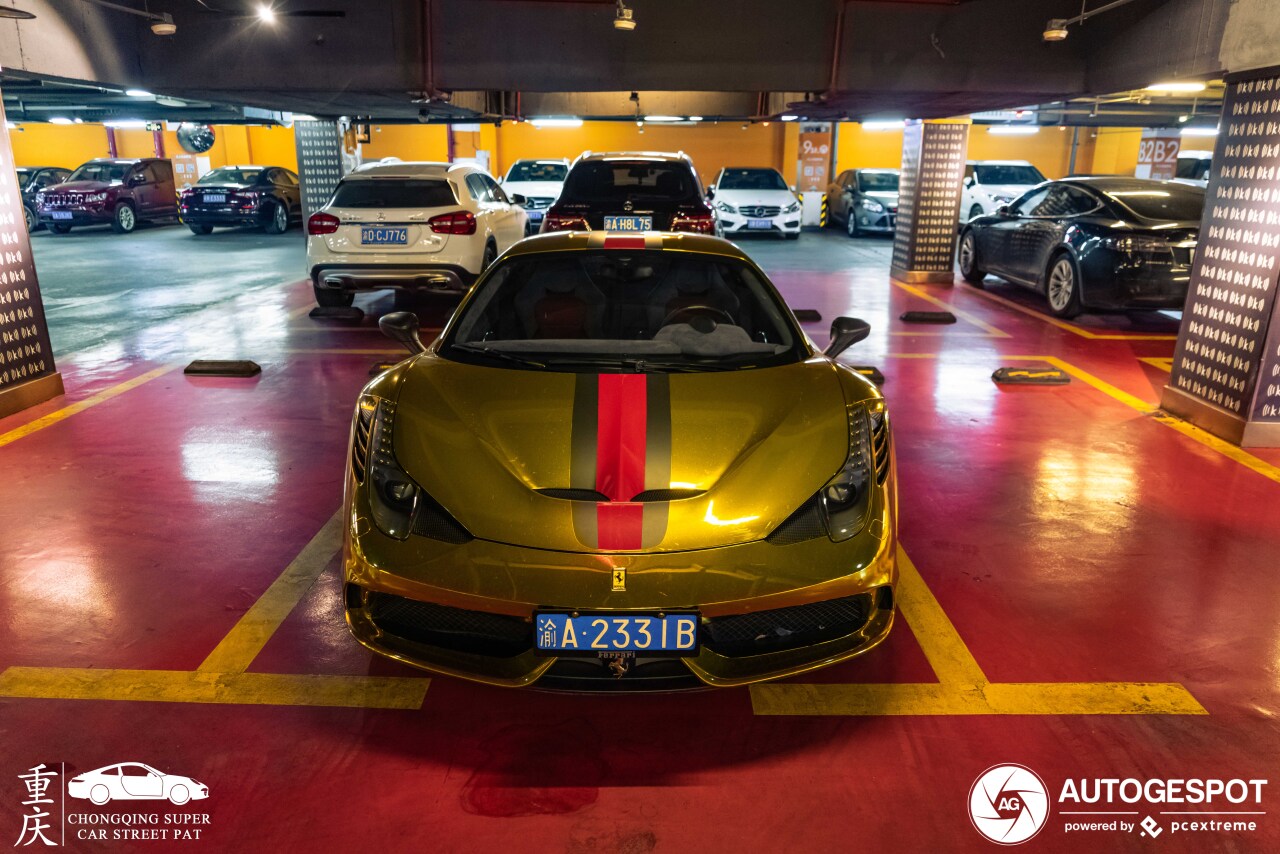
top-left (0, 97), bottom-right (63, 418)
top-left (1161, 66), bottom-right (1280, 447)
top-left (890, 120), bottom-right (970, 284)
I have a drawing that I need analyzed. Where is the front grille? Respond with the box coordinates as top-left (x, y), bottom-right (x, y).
top-left (524, 196), bottom-right (554, 210)
top-left (766, 495), bottom-right (826, 545)
top-left (537, 488), bottom-right (609, 502)
top-left (740, 205), bottom-right (782, 218)
top-left (351, 403), bottom-right (374, 482)
top-left (703, 593), bottom-right (872, 657)
top-left (411, 493), bottom-right (473, 544)
top-left (367, 591), bottom-right (531, 657)
top-left (871, 412), bottom-right (890, 485)
top-left (539, 657), bottom-right (702, 691)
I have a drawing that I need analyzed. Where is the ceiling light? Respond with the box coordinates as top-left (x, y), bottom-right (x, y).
top-left (1147, 81), bottom-right (1206, 93)
top-left (862, 119), bottom-right (905, 130)
top-left (150, 12), bottom-right (175, 35)
top-left (988, 125), bottom-right (1040, 135)
top-left (104, 120), bottom-right (148, 129)
top-left (1043, 19), bottom-right (1069, 41)
top-left (49, 117), bottom-right (73, 125)
top-left (614, 0), bottom-right (635, 31)
top-left (256, 4), bottom-right (276, 23)
top-left (780, 114), bottom-right (799, 122)
top-left (1178, 114), bottom-right (1190, 123)
top-left (292, 114), bottom-right (319, 122)
top-left (687, 116), bottom-right (703, 122)
top-left (1180, 126), bottom-right (1219, 136)
top-left (644, 115), bottom-right (683, 122)
top-left (125, 89), bottom-right (154, 98)
top-left (0, 5), bottom-right (36, 19)
top-left (530, 117), bottom-right (583, 128)
top-left (73, 118), bottom-right (83, 124)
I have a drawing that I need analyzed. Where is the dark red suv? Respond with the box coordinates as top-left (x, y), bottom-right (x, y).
top-left (36, 158), bottom-right (178, 234)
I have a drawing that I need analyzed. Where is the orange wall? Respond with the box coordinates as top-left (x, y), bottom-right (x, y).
top-left (361, 124), bottom-right (451, 162)
top-left (8, 123), bottom-right (110, 169)
top-left (7, 122), bottom-right (300, 172)
top-left (1085, 128), bottom-right (1143, 175)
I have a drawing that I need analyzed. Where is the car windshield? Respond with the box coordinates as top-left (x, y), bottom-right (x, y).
top-left (560, 161), bottom-right (700, 204)
top-left (1175, 157), bottom-right (1211, 180)
top-left (16, 168), bottom-right (31, 187)
top-left (506, 161), bottom-right (568, 182)
top-left (975, 165), bottom-right (1045, 185)
top-left (199, 167), bottom-right (264, 185)
top-left (717, 169), bottom-right (788, 191)
top-left (68, 162), bottom-right (131, 184)
top-left (858, 172), bottom-right (900, 192)
top-left (442, 250), bottom-right (805, 372)
top-left (1106, 186), bottom-right (1205, 221)
top-left (329, 178), bottom-right (457, 208)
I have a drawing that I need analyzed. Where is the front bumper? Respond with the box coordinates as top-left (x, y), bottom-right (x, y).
top-left (311, 263), bottom-right (476, 294)
top-left (37, 209), bottom-right (110, 226)
top-left (342, 496), bottom-right (898, 690)
top-left (718, 214), bottom-right (802, 236)
top-left (182, 206), bottom-right (267, 227)
top-left (851, 210), bottom-right (896, 233)
top-left (1081, 252), bottom-right (1193, 310)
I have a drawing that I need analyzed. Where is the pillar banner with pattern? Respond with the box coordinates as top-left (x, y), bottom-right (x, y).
top-left (890, 121), bottom-right (970, 284)
top-left (0, 98), bottom-right (63, 419)
top-left (1162, 67), bottom-right (1280, 447)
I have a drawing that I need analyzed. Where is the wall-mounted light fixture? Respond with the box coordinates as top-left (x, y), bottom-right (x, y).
top-left (614, 0), bottom-right (636, 31)
top-left (1043, 0), bottom-right (1142, 42)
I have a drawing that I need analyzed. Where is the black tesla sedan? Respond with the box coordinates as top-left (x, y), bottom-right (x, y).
top-left (178, 165), bottom-right (302, 235)
top-left (956, 177), bottom-right (1204, 318)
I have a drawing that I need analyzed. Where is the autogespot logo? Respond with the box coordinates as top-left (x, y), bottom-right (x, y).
top-left (969, 764), bottom-right (1051, 845)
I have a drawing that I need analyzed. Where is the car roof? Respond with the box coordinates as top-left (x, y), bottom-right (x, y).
top-left (85, 158), bottom-right (145, 164)
top-left (719, 166), bottom-right (782, 172)
top-left (854, 168), bottom-right (900, 173)
top-left (577, 151), bottom-right (693, 164)
top-left (967, 159), bottom-right (1035, 166)
top-left (504, 231), bottom-right (752, 261)
top-left (342, 161), bottom-right (480, 179)
top-left (512, 158), bottom-right (569, 164)
top-left (1058, 176), bottom-right (1205, 194)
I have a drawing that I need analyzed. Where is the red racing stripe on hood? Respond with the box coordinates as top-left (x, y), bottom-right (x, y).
top-left (595, 374), bottom-right (647, 549)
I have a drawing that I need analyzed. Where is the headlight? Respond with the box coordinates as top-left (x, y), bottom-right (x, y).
top-left (991, 194), bottom-right (1015, 204)
top-left (819, 403), bottom-right (876, 542)
top-left (715, 201), bottom-right (737, 214)
top-left (860, 198), bottom-right (885, 214)
top-left (784, 201), bottom-right (801, 213)
top-left (360, 395), bottom-right (420, 540)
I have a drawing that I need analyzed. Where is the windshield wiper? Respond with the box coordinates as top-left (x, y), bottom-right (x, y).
top-left (451, 343), bottom-right (547, 368)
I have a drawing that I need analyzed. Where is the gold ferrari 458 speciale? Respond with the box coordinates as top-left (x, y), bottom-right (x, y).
top-left (342, 231), bottom-right (897, 690)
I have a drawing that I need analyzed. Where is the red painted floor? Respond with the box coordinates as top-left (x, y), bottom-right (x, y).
top-left (1, 233), bottom-right (1278, 852)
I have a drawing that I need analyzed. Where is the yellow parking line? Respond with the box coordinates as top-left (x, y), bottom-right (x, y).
top-left (966, 286), bottom-right (1178, 340)
top-left (889, 279), bottom-right (1012, 338)
top-left (1139, 356), bottom-right (1175, 372)
top-left (285, 348), bottom-right (404, 355)
top-left (198, 510), bottom-right (343, 673)
top-left (0, 667), bottom-right (427, 710)
top-left (1015, 356), bottom-right (1280, 486)
top-left (0, 365), bottom-right (177, 449)
top-left (895, 547), bottom-right (988, 686)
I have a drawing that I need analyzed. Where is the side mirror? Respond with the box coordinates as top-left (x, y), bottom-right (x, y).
top-left (963, 176), bottom-right (974, 188)
top-left (510, 193), bottom-right (527, 206)
top-left (128, 173), bottom-right (145, 186)
top-left (824, 316), bottom-right (871, 359)
top-left (705, 185), bottom-right (715, 199)
top-left (379, 311), bottom-right (425, 355)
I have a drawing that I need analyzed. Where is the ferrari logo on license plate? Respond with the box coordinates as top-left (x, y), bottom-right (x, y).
top-left (612, 568), bottom-right (626, 592)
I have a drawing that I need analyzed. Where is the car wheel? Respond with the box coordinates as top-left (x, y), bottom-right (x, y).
top-left (168, 785), bottom-right (190, 806)
top-left (846, 214), bottom-right (861, 238)
top-left (958, 230), bottom-right (986, 286)
top-left (23, 205), bottom-right (36, 232)
top-left (313, 285), bottom-right (354, 308)
top-left (1046, 253), bottom-right (1084, 319)
top-left (89, 784), bottom-right (110, 805)
top-left (264, 200), bottom-right (288, 234)
top-left (481, 241), bottom-right (497, 272)
top-left (111, 203), bottom-right (136, 234)
top-left (49, 223), bottom-right (72, 235)
top-left (189, 224), bottom-right (213, 235)
top-left (968, 204), bottom-right (984, 222)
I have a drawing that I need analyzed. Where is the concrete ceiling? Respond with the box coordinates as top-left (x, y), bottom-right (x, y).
top-left (0, 0), bottom-right (1249, 124)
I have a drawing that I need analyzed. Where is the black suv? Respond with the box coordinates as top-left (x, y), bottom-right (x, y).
top-left (18, 166), bottom-right (72, 232)
top-left (541, 151), bottom-right (715, 235)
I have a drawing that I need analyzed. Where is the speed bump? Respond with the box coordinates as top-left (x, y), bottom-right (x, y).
top-left (900, 310), bottom-right (957, 324)
top-left (184, 360), bottom-right (262, 377)
top-left (309, 306), bottom-right (365, 322)
top-left (992, 366), bottom-right (1069, 385)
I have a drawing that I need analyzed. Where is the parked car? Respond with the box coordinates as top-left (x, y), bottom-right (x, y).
top-left (707, 167), bottom-right (801, 239)
top-left (541, 151), bottom-right (715, 234)
top-left (1172, 149), bottom-right (1213, 187)
top-left (344, 230), bottom-right (895, 690)
top-left (35, 158), bottom-right (177, 234)
top-left (17, 166), bottom-right (72, 232)
top-left (179, 165), bottom-right (302, 235)
top-left (307, 161), bottom-right (526, 307)
top-left (500, 158), bottom-right (569, 234)
top-left (961, 160), bottom-right (1046, 223)
top-left (827, 168), bottom-right (900, 237)
top-left (957, 177), bottom-right (1203, 318)
top-left (67, 763), bottom-right (208, 806)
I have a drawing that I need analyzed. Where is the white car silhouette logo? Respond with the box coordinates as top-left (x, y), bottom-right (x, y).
top-left (67, 763), bottom-right (209, 806)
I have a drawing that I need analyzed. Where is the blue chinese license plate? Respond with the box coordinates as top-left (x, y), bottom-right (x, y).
top-left (361, 226), bottom-right (409, 245)
top-left (747, 218), bottom-right (773, 229)
top-left (203, 193), bottom-right (227, 204)
top-left (603, 215), bottom-right (653, 232)
top-left (535, 611), bottom-right (699, 655)
top-left (526, 210), bottom-right (543, 222)
top-left (51, 211), bottom-right (73, 220)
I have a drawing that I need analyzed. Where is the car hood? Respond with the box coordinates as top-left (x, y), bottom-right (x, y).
top-left (977, 183), bottom-right (1036, 199)
top-left (390, 355), bottom-right (850, 552)
top-left (502, 180), bottom-right (563, 198)
top-left (864, 190), bottom-right (899, 202)
top-left (716, 189), bottom-right (797, 207)
top-left (45, 180), bottom-right (114, 193)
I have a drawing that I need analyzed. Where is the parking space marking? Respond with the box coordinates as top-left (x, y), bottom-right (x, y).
top-left (965, 286), bottom-right (1179, 340)
top-left (285, 348), bottom-right (404, 355)
top-left (198, 511), bottom-right (343, 674)
top-left (0, 365), bottom-right (178, 449)
top-left (0, 667), bottom-right (427, 710)
top-left (1139, 356), bottom-right (1175, 371)
top-left (889, 279), bottom-right (1012, 338)
top-left (896, 548), bottom-right (987, 685)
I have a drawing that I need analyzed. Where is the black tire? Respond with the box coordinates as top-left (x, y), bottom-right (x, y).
top-left (1045, 253), bottom-right (1084, 319)
top-left (188, 224), bottom-right (213, 235)
top-left (23, 205), bottom-right (37, 233)
top-left (313, 284), bottom-right (354, 308)
top-left (481, 241), bottom-right (497, 273)
top-left (263, 200), bottom-right (288, 234)
top-left (957, 229), bottom-right (986, 286)
top-left (968, 204), bottom-right (984, 222)
top-left (846, 213), bottom-right (861, 238)
top-left (111, 203), bottom-right (137, 234)
top-left (49, 223), bottom-right (72, 235)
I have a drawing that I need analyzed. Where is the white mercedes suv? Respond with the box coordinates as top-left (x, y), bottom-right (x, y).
top-left (960, 160), bottom-right (1046, 223)
top-left (306, 161), bottom-right (527, 307)
top-left (500, 158), bottom-right (569, 234)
